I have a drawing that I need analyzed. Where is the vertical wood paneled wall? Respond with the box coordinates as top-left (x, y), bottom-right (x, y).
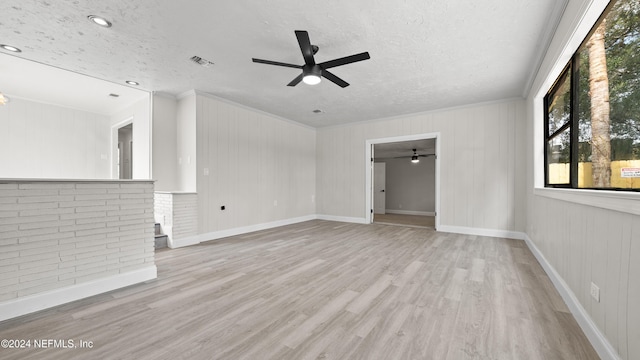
top-left (524, 0), bottom-right (639, 358)
top-left (527, 195), bottom-right (639, 360)
top-left (0, 98), bottom-right (110, 179)
top-left (152, 95), bottom-right (178, 191)
top-left (195, 95), bottom-right (316, 233)
top-left (316, 100), bottom-right (527, 232)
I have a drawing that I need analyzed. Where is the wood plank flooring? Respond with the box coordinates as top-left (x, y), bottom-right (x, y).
top-left (0, 220), bottom-right (599, 360)
top-left (373, 213), bottom-right (435, 228)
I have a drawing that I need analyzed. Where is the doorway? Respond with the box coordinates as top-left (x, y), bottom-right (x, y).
top-left (365, 133), bottom-right (440, 229)
top-left (111, 118), bottom-right (136, 179)
top-left (373, 162), bottom-right (386, 214)
top-left (115, 122), bottom-right (133, 179)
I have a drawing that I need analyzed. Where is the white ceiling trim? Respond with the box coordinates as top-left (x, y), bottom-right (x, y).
top-left (319, 96), bottom-right (525, 130)
top-left (521, 0), bottom-right (570, 98)
top-left (192, 90), bottom-right (317, 131)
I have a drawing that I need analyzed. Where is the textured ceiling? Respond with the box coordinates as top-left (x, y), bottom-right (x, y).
top-left (0, 0), bottom-right (566, 126)
top-left (0, 53), bottom-right (148, 115)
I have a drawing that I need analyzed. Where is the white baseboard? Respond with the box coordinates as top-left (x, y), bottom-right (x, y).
top-left (438, 225), bottom-right (526, 240)
top-left (0, 266), bottom-right (157, 322)
top-left (170, 215), bottom-right (318, 248)
top-left (316, 214), bottom-right (369, 224)
top-left (385, 210), bottom-right (435, 216)
top-left (171, 217), bottom-right (526, 249)
top-left (523, 235), bottom-right (620, 360)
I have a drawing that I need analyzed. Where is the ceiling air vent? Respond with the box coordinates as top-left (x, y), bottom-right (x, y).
top-left (190, 55), bottom-right (214, 68)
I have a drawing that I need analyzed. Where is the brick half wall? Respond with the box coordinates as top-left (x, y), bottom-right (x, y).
top-left (0, 179), bottom-right (156, 320)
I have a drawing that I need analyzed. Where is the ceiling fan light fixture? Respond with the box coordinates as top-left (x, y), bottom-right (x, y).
top-left (303, 65), bottom-right (323, 85)
top-left (303, 74), bottom-right (321, 85)
top-left (411, 148), bottom-right (419, 163)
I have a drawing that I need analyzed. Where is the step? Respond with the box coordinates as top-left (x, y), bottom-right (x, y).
top-left (155, 234), bottom-right (168, 249)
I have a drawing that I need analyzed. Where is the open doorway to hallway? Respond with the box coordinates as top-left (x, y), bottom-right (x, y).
top-left (115, 122), bottom-right (133, 179)
top-left (366, 134), bottom-right (439, 229)
top-left (111, 116), bottom-right (135, 180)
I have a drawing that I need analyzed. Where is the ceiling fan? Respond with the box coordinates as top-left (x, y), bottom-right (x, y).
top-left (395, 149), bottom-right (435, 163)
top-left (252, 30), bottom-right (370, 88)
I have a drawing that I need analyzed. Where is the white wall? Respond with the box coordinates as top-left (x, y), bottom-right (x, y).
top-left (195, 93), bottom-right (316, 234)
top-left (151, 94), bottom-right (178, 191)
top-left (525, 1), bottom-right (640, 359)
top-left (0, 97), bottom-right (110, 179)
top-left (316, 99), bottom-right (526, 234)
top-left (176, 93), bottom-right (197, 192)
top-left (110, 95), bottom-right (152, 180)
top-left (380, 156), bottom-right (435, 214)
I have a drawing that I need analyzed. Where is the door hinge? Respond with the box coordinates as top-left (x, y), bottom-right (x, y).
top-left (371, 209), bottom-right (373, 214)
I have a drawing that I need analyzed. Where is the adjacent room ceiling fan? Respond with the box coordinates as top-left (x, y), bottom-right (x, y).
top-left (394, 149), bottom-right (435, 163)
top-left (252, 30), bottom-right (370, 88)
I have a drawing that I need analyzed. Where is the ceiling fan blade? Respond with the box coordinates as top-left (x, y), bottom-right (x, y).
top-left (287, 73), bottom-right (304, 87)
top-left (252, 58), bottom-right (302, 69)
top-left (322, 70), bottom-right (349, 88)
top-left (318, 52), bottom-right (370, 69)
top-left (295, 30), bottom-right (315, 65)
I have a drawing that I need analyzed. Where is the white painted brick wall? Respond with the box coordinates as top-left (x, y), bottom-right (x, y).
top-left (0, 180), bottom-right (155, 301)
top-left (154, 192), bottom-right (197, 245)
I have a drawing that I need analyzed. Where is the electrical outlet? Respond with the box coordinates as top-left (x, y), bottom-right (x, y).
top-left (590, 282), bottom-right (600, 302)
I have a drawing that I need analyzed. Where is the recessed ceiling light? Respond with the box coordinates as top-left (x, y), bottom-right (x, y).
top-left (125, 80), bottom-right (139, 86)
top-left (0, 92), bottom-right (10, 105)
top-left (0, 44), bottom-right (21, 53)
top-left (87, 15), bottom-right (112, 28)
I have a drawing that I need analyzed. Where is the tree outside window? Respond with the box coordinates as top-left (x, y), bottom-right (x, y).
top-left (545, 0), bottom-right (640, 191)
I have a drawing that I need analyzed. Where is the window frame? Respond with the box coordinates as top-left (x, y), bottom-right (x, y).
top-left (542, 0), bottom-right (640, 193)
top-left (544, 63), bottom-right (574, 188)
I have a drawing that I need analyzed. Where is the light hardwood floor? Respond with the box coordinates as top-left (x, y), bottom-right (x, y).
top-left (373, 213), bottom-right (435, 228)
top-left (0, 220), bottom-right (599, 360)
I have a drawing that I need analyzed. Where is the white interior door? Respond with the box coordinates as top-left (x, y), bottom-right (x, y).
top-left (373, 162), bottom-right (386, 214)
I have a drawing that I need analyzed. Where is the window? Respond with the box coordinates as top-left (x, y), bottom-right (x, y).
top-left (544, 0), bottom-right (640, 191)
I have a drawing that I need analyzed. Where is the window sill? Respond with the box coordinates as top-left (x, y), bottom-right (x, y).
top-left (534, 187), bottom-right (640, 216)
